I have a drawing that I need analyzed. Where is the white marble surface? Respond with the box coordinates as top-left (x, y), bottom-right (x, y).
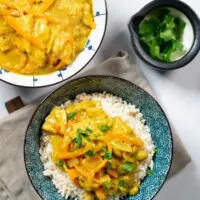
top-left (0, 0), bottom-right (200, 199)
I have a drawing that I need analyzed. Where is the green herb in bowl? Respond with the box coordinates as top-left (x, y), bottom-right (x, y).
top-left (139, 8), bottom-right (186, 62)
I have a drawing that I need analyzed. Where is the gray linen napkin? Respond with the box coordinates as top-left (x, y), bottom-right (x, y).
top-left (0, 51), bottom-right (191, 200)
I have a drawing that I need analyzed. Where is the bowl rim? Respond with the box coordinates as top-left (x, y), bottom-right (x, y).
top-left (0, 0), bottom-right (108, 88)
top-left (24, 75), bottom-right (173, 200)
top-left (128, 0), bottom-right (200, 70)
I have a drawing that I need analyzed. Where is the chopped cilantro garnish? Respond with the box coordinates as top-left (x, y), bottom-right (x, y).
top-left (67, 112), bottom-right (77, 120)
top-left (73, 133), bottom-right (82, 147)
top-left (86, 138), bottom-right (91, 142)
top-left (77, 128), bottom-right (84, 135)
top-left (86, 127), bottom-right (93, 133)
top-left (94, 133), bottom-right (101, 138)
top-left (139, 8), bottom-right (186, 62)
top-left (122, 162), bottom-right (136, 172)
top-left (86, 150), bottom-right (95, 157)
top-left (77, 128), bottom-right (89, 137)
top-left (154, 147), bottom-right (158, 153)
top-left (102, 146), bottom-right (112, 160)
top-left (118, 180), bottom-right (125, 187)
top-left (77, 128), bottom-right (93, 137)
top-left (103, 181), bottom-right (110, 189)
top-left (147, 169), bottom-right (153, 176)
top-left (102, 146), bottom-right (107, 152)
top-left (56, 160), bottom-right (65, 167)
top-left (116, 188), bottom-right (121, 193)
top-left (99, 125), bottom-right (110, 132)
top-left (81, 132), bottom-right (89, 137)
top-left (105, 151), bottom-right (112, 160)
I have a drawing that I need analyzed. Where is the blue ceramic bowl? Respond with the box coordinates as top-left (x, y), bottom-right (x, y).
top-left (24, 76), bottom-right (173, 200)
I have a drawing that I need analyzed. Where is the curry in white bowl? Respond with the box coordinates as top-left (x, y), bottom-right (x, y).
top-left (0, 0), bottom-right (95, 75)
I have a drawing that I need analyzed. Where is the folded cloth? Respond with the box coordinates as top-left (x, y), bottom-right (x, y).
top-left (0, 51), bottom-right (191, 200)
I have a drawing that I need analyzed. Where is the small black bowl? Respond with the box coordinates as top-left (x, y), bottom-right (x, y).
top-left (128, 0), bottom-right (200, 70)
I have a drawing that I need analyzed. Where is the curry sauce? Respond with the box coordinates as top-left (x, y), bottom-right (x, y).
top-left (0, 0), bottom-right (95, 75)
top-left (42, 100), bottom-right (149, 200)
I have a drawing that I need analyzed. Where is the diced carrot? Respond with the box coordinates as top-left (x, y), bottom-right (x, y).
top-left (57, 143), bottom-right (91, 159)
top-left (94, 144), bottom-right (103, 152)
top-left (67, 169), bottom-right (80, 181)
top-left (93, 178), bottom-right (101, 184)
top-left (109, 134), bottom-right (143, 147)
top-left (27, 0), bottom-right (35, 5)
top-left (1, 9), bottom-right (20, 17)
top-left (74, 166), bottom-right (93, 178)
top-left (95, 169), bottom-right (103, 179)
top-left (18, 55), bottom-right (27, 70)
top-left (50, 124), bottom-right (66, 136)
top-left (2, 2), bottom-right (25, 16)
top-left (35, 13), bottom-right (58, 23)
top-left (4, 16), bottom-right (44, 49)
top-left (93, 160), bottom-right (108, 174)
top-left (109, 170), bottom-right (118, 178)
top-left (40, 0), bottom-right (57, 13)
top-left (105, 137), bottom-right (112, 152)
top-left (95, 189), bottom-right (106, 200)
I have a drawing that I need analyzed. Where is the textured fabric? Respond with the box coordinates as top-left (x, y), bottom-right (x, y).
top-left (0, 51), bottom-right (191, 200)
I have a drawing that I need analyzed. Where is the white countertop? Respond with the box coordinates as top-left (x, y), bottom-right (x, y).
top-left (0, 0), bottom-right (200, 199)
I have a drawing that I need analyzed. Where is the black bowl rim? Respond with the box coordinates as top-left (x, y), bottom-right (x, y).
top-left (24, 75), bottom-right (173, 200)
top-left (0, 0), bottom-right (108, 88)
top-left (128, 0), bottom-right (200, 70)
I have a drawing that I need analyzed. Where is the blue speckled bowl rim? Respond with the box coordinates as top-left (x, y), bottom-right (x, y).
top-left (0, 1), bottom-right (108, 88)
top-left (24, 75), bottom-right (173, 200)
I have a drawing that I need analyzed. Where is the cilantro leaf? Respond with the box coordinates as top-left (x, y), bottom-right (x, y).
top-left (161, 41), bottom-right (174, 61)
top-left (81, 132), bottom-right (89, 137)
top-left (118, 180), bottom-right (125, 187)
top-left (102, 146), bottom-right (107, 152)
top-left (77, 128), bottom-right (93, 137)
top-left (122, 162), bottom-right (136, 172)
top-left (139, 16), bottom-right (160, 36)
top-left (173, 40), bottom-right (184, 51)
top-left (56, 160), bottom-right (65, 167)
top-left (151, 8), bottom-right (170, 20)
top-left (147, 169), bottom-right (153, 176)
top-left (67, 112), bottom-right (77, 120)
top-left (94, 133), bottom-right (101, 138)
top-left (86, 127), bottom-right (93, 133)
top-left (85, 150), bottom-right (96, 157)
top-left (149, 43), bottom-right (161, 60)
top-left (77, 128), bottom-right (89, 137)
top-left (162, 14), bottom-right (176, 30)
top-left (160, 29), bottom-right (176, 41)
top-left (105, 151), bottom-right (112, 160)
top-left (99, 125), bottom-right (110, 132)
top-left (73, 133), bottom-right (82, 147)
top-left (154, 147), bottom-right (158, 153)
top-left (139, 8), bottom-right (186, 62)
top-left (174, 17), bottom-right (186, 40)
top-left (103, 181), bottom-right (110, 189)
top-left (102, 146), bottom-right (112, 160)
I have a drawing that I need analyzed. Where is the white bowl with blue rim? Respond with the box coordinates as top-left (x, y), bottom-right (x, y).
top-left (0, 0), bottom-right (107, 87)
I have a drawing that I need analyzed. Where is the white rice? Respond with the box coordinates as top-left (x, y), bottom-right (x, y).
top-left (40, 92), bottom-right (155, 199)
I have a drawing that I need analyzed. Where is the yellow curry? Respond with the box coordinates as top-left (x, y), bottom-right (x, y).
top-left (0, 0), bottom-right (95, 75)
top-left (42, 100), bottom-right (149, 200)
